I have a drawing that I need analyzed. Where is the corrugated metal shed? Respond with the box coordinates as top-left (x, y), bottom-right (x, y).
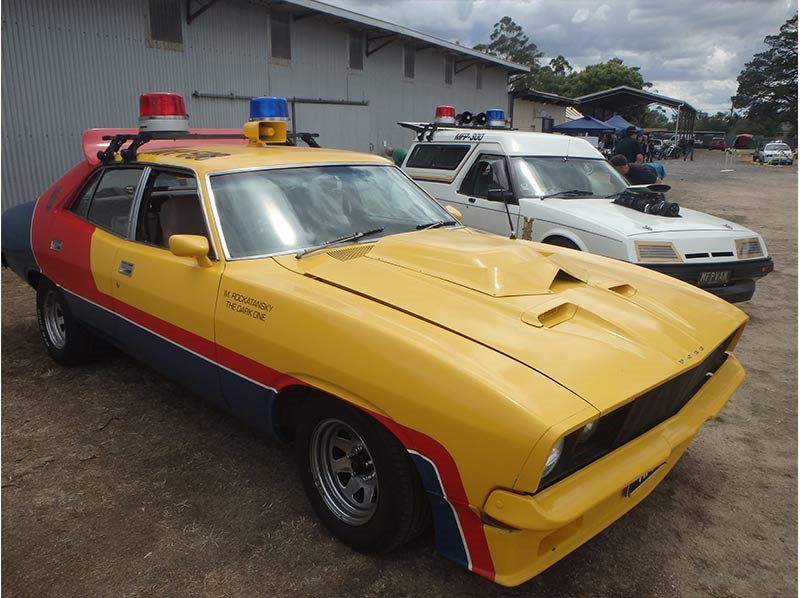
top-left (1, 0), bottom-right (526, 211)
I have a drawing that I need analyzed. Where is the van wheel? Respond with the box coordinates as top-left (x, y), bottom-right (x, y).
top-left (36, 279), bottom-right (95, 366)
top-left (296, 399), bottom-right (429, 553)
top-left (543, 236), bottom-right (580, 250)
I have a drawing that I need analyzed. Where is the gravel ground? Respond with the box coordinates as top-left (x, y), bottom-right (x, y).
top-left (2, 149), bottom-right (797, 597)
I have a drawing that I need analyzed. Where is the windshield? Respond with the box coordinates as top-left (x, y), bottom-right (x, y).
top-left (765, 143), bottom-right (790, 151)
top-left (511, 157), bottom-right (628, 198)
top-left (209, 165), bottom-right (451, 258)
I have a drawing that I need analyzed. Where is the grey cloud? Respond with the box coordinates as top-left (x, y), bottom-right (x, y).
top-left (330, 0), bottom-right (796, 112)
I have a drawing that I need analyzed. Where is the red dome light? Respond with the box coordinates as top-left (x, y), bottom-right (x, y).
top-left (139, 92), bottom-right (187, 118)
top-left (138, 92), bottom-right (189, 133)
top-left (434, 105), bottom-right (456, 124)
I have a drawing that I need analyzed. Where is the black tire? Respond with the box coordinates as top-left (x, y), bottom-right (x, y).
top-left (543, 236), bottom-right (580, 250)
top-left (36, 279), bottom-right (95, 366)
top-left (296, 398), bottom-right (429, 553)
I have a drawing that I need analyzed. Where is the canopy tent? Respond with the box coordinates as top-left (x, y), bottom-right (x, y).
top-left (604, 114), bottom-right (641, 133)
top-left (734, 133), bottom-right (753, 149)
top-left (552, 116), bottom-right (615, 135)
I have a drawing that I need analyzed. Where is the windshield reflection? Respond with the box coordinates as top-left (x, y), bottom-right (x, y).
top-left (210, 165), bottom-right (451, 258)
top-left (511, 157), bottom-right (628, 199)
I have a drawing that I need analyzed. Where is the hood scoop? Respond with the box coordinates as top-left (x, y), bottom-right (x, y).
top-left (367, 232), bottom-right (584, 297)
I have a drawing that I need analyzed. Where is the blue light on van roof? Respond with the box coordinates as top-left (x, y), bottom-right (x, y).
top-left (486, 109), bottom-right (505, 128)
top-left (249, 97), bottom-right (289, 121)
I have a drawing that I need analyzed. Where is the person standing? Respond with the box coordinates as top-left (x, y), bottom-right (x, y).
top-left (683, 137), bottom-right (695, 161)
top-left (614, 126), bottom-right (644, 164)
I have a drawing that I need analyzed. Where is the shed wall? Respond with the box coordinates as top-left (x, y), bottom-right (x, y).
top-left (1, 0), bottom-right (511, 210)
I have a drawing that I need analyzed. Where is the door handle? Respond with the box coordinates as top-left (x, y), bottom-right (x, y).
top-left (49, 240), bottom-right (62, 252)
top-left (118, 261), bottom-right (135, 276)
top-left (468, 197), bottom-right (477, 203)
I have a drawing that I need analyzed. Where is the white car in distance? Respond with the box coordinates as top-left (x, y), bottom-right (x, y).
top-left (399, 119), bottom-right (773, 303)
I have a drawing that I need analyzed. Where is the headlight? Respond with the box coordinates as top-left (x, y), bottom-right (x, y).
top-left (735, 237), bottom-right (763, 258)
top-left (542, 437), bottom-right (565, 478)
top-left (634, 241), bottom-right (682, 262)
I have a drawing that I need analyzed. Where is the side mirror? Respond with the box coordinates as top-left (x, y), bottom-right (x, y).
top-left (444, 205), bottom-right (462, 221)
top-left (487, 188), bottom-right (515, 203)
top-left (169, 234), bottom-right (212, 268)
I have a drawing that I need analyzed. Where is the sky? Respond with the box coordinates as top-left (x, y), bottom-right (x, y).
top-left (327, 0), bottom-right (796, 115)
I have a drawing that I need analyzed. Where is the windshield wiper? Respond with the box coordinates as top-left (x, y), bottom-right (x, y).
top-left (295, 227), bottom-right (385, 259)
top-left (540, 189), bottom-right (596, 199)
top-left (415, 219), bottom-right (457, 230)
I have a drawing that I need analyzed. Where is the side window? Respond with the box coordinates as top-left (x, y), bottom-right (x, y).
top-left (270, 11), bottom-right (291, 61)
top-left (146, 0), bottom-right (183, 51)
top-left (69, 170), bottom-right (103, 219)
top-left (444, 55), bottom-right (454, 85)
top-left (405, 144), bottom-right (470, 170)
top-left (86, 168), bottom-right (145, 236)
top-left (349, 30), bottom-right (364, 70)
top-left (404, 44), bottom-right (415, 79)
top-left (135, 170), bottom-right (209, 252)
top-left (458, 155), bottom-right (510, 198)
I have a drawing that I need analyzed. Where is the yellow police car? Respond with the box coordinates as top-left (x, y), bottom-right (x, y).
top-left (1, 93), bottom-right (749, 586)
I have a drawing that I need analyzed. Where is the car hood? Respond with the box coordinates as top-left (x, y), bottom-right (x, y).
top-left (534, 197), bottom-right (750, 237)
top-left (274, 229), bottom-right (747, 413)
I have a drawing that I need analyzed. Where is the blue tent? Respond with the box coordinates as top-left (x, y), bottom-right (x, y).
top-left (551, 116), bottom-right (615, 134)
top-left (604, 114), bottom-right (641, 133)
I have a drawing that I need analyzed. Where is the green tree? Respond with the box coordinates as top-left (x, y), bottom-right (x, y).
top-left (560, 58), bottom-right (651, 98)
top-left (732, 13), bottom-right (797, 134)
top-left (474, 17), bottom-right (541, 90)
top-left (639, 106), bottom-right (671, 129)
top-left (694, 111), bottom-right (732, 131)
top-left (549, 55), bottom-right (573, 77)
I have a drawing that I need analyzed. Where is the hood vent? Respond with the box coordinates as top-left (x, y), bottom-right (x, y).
top-left (327, 245), bottom-right (373, 261)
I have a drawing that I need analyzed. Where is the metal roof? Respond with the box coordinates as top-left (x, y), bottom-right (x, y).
top-left (510, 88), bottom-right (578, 107)
top-left (273, 0), bottom-right (529, 73)
top-left (575, 86), bottom-right (697, 113)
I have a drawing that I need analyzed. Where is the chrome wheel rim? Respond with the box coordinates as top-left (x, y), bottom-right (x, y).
top-left (43, 290), bottom-right (66, 349)
top-left (310, 418), bottom-right (378, 525)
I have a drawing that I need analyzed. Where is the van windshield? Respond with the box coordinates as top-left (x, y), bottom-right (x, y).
top-left (511, 157), bottom-right (628, 198)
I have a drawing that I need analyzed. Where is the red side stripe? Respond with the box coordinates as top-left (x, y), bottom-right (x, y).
top-left (372, 414), bottom-right (496, 580)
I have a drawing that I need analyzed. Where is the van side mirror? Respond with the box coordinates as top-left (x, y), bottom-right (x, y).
top-left (487, 188), bottom-right (516, 204)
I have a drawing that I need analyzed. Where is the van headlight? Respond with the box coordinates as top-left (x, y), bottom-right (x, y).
top-left (735, 237), bottom-right (763, 258)
top-left (542, 438), bottom-right (565, 477)
top-left (634, 241), bottom-right (682, 262)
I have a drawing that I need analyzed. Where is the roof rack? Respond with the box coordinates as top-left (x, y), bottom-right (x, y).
top-left (397, 121), bottom-right (515, 142)
top-left (97, 131), bottom-right (321, 164)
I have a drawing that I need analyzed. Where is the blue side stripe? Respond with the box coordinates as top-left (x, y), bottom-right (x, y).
top-left (409, 453), bottom-right (469, 570)
top-left (61, 291), bottom-right (275, 434)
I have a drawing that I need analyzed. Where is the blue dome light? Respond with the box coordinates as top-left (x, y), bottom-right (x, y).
top-left (486, 109), bottom-right (506, 128)
top-left (249, 97), bottom-right (289, 121)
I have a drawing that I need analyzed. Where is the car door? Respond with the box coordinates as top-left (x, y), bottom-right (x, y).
top-left (455, 153), bottom-right (519, 237)
top-left (50, 166), bottom-right (148, 340)
top-left (110, 167), bottom-right (227, 408)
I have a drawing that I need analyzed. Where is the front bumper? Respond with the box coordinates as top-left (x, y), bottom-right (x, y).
top-left (642, 257), bottom-right (774, 303)
top-left (479, 354), bottom-right (744, 587)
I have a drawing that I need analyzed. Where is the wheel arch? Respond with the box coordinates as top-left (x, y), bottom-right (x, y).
top-left (541, 231), bottom-right (584, 250)
top-left (270, 383), bottom-right (414, 449)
